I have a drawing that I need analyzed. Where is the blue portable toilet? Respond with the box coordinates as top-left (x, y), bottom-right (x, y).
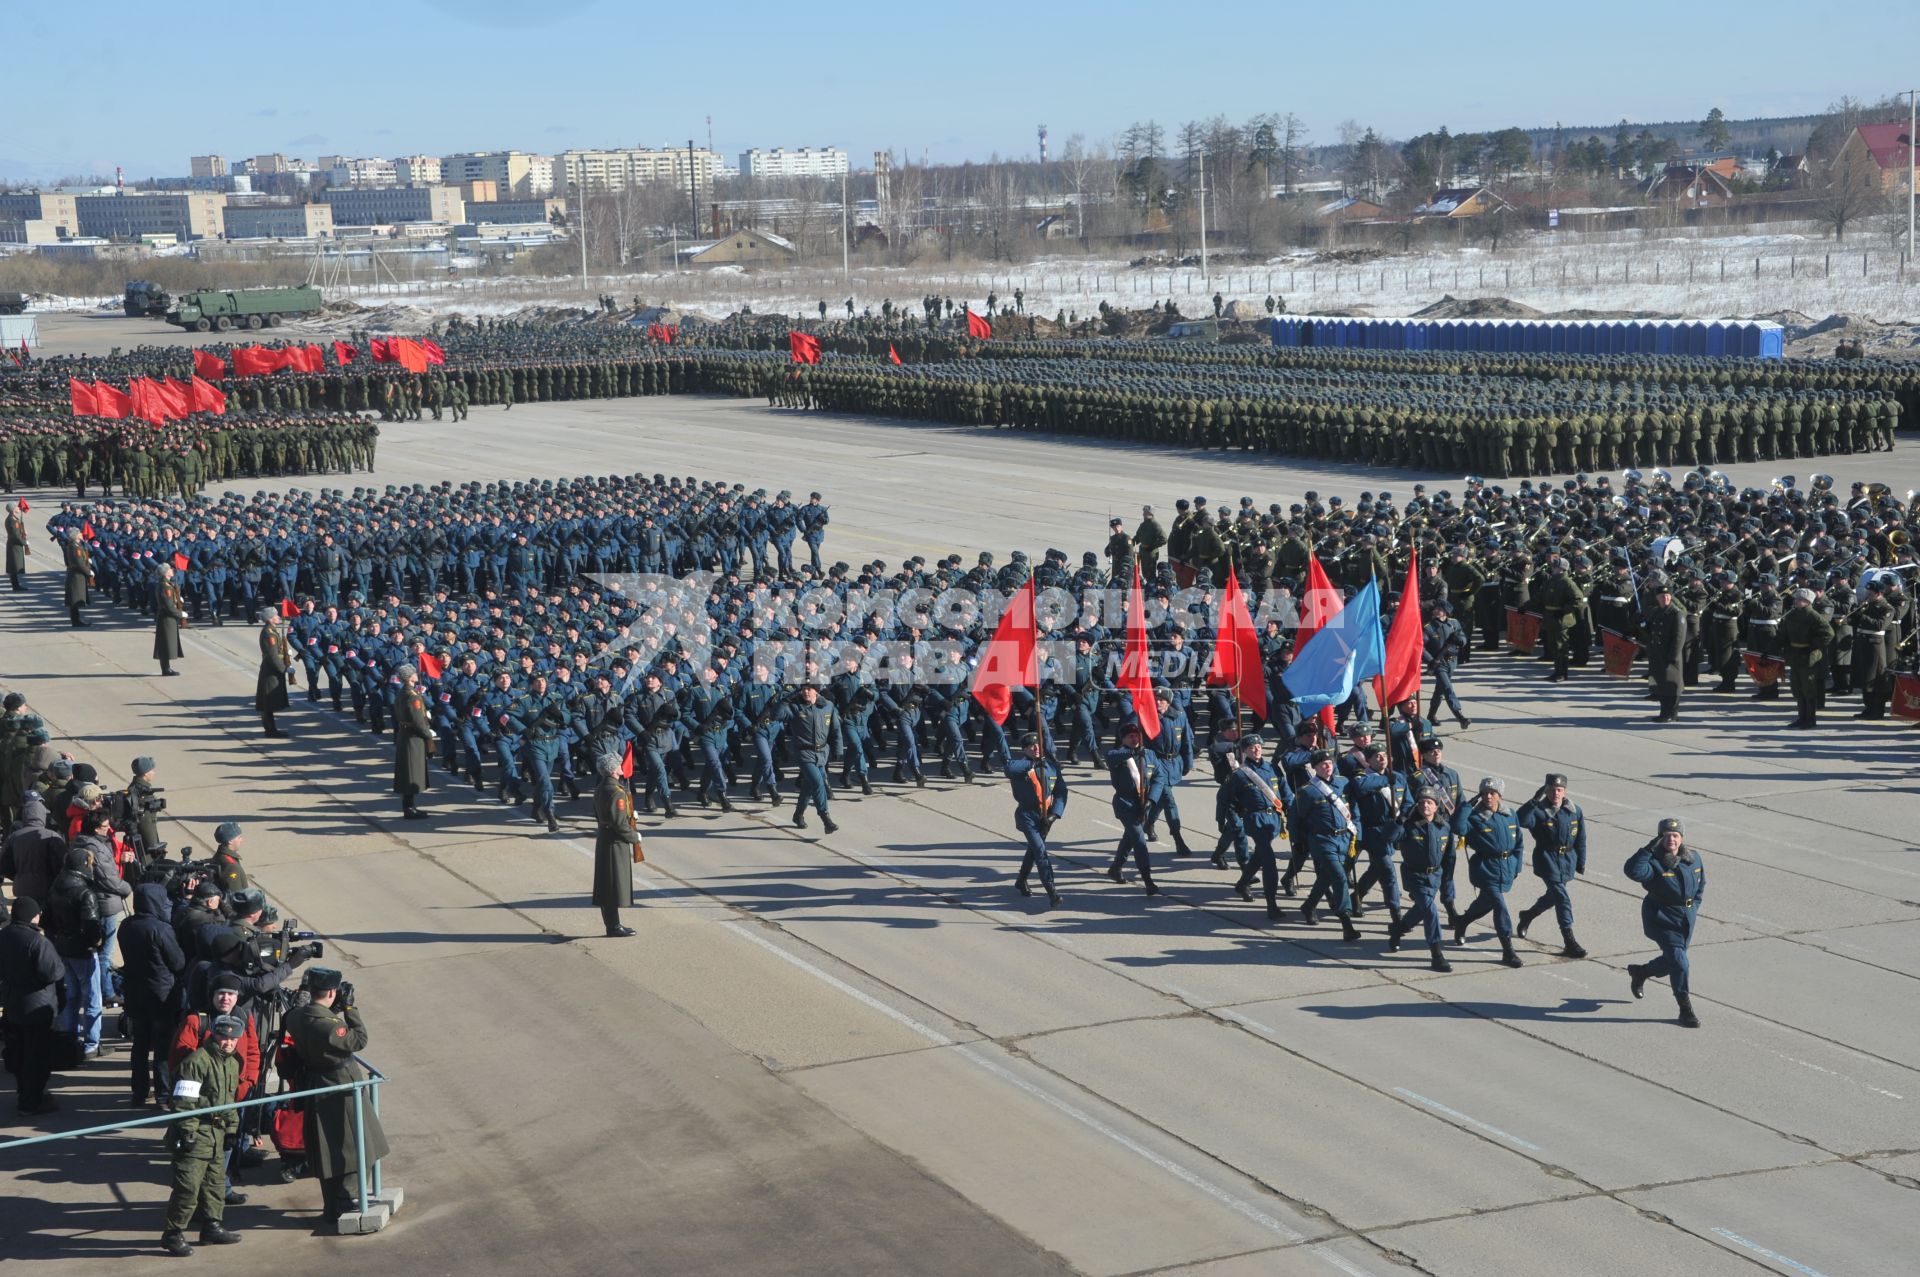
top-left (1688, 322), bottom-right (1710, 355)
top-left (1705, 323), bottom-right (1727, 357)
top-left (1653, 323), bottom-right (1675, 355)
top-left (1759, 326), bottom-right (1783, 358)
top-left (1602, 321), bottom-right (1625, 354)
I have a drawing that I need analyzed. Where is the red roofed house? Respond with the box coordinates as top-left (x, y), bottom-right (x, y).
top-left (1835, 123), bottom-right (1919, 194)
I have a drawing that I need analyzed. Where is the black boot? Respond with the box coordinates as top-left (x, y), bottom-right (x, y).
top-left (161, 1232), bottom-right (193, 1257)
top-left (1266, 903), bottom-right (1283, 922)
top-left (1014, 876), bottom-right (1033, 898)
top-left (1516, 903), bottom-right (1543, 938)
top-left (1560, 929), bottom-right (1588, 960)
top-left (198, 1222), bottom-right (240, 1245)
top-left (1300, 905), bottom-right (1319, 926)
top-left (1107, 863), bottom-right (1129, 884)
top-left (1045, 889), bottom-right (1063, 910)
top-left (821, 815), bottom-right (839, 834)
top-left (1279, 872), bottom-right (1297, 897)
top-left (1210, 849), bottom-right (1228, 870)
top-left (861, 777), bottom-right (873, 797)
top-left (1500, 937), bottom-right (1524, 968)
top-left (1444, 901), bottom-right (1462, 930)
top-left (1628, 964), bottom-right (1648, 999)
top-left (1387, 918), bottom-right (1404, 952)
top-left (1428, 944), bottom-right (1452, 973)
top-left (1339, 913), bottom-right (1361, 942)
top-left (1676, 994), bottom-right (1701, 1028)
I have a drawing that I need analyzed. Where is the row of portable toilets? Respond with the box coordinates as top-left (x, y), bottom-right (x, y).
top-left (1266, 315), bottom-right (1786, 359)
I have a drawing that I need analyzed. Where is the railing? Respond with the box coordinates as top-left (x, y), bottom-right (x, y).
top-left (0, 1054), bottom-right (396, 1232)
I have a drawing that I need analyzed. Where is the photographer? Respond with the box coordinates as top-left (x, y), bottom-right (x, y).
top-left (2, 802), bottom-right (66, 908)
top-left (44, 843), bottom-right (105, 1056)
top-left (1, 896), bottom-right (65, 1116)
top-left (126, 756), bottom-right (165, 857)
top-left (120, 882), bottom-right (186, 1107)
top-left (285, 968), bottom-right (388, 1225)
top-left (175, 880), bottom-right (226, 957)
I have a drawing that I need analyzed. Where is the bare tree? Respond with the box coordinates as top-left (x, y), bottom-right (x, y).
top-left (1279, 113), bottom-right (1309, 196)
top-left (1818, 143), bottom-right (1888, 241)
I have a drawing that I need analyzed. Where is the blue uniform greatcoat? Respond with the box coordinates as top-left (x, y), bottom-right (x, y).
top-left (1394, 818), bottom-right (1450, 945)
top-left (1105, 746), bottom-right (1159, 884)
top-left (1624, 842), bottom-right (1706, 997)
top-left (1225, 759), bottom-right (1291, 906)
top-left (1517, 797), bottom-right (1588, 931)
top-left (1290, 776), bottom-right (1359, 917)
top-left (1459, 804), bottom-right (1523, 939)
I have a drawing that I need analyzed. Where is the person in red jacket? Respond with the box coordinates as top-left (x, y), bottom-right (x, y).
top-left (170, 973), bottom-right (261, 1207)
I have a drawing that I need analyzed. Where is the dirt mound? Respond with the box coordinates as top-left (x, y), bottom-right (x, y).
top-left (1545, 306), bottom-right (1681, 321)
top-left (1410, 294), bottom-right (1543, 319)
top-left (1312, 247), bottom-right (1390, 266)
top-left (1780, 312), bottom-right (1920, 359)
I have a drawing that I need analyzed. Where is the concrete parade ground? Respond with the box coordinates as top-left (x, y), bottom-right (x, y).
top-left (3, 314), bottom-right (1918, 1276)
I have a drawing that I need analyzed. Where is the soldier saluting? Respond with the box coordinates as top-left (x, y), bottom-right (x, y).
top-left (1624, 817), bottom-right (1705, 1028)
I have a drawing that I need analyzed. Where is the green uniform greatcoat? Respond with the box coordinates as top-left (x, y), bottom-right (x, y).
top-left (154, 580), bottom-right (186, 662)
top-left (285, 1002), bottom-right (389, 1183)
top-left (256, 622), bottom-right (292, 712)
top-left (592, 774), bottom-right (642, 910)
top-left (394, 683), bottom-right (433, 796)
top-left (164, 1043), bottom-right (240, 1233)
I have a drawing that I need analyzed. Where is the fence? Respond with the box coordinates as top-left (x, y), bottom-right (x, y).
top-left (0, 1054), bottom-right (399, 1236)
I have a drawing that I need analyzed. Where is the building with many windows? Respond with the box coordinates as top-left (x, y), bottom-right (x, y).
top-left (327, 157), bottom-right (400, 187)
top-left (318, 185), bottom-right (464, 226)
top-left (0, 191), bottom-right (79, 237)
top-left (394, 155), bottom-right (443, 186)
top-left (557, 146), bottom-right (720, 194)
top-left (190, 155), bottom-right (228, 179)
top-left (738, 147), bottom-right (848, 180)
top-left (223, 203), bottom-right (334, 239)
top-left (440, 151), bottom-right (555, 198)
top-left (74, 191), bottom-right (225, 240)
top-left (466, 198), bottom-right (565, 225)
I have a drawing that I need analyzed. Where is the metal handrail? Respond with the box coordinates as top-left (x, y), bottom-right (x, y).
top-left (0, 1056), bottom-right (389, 1220)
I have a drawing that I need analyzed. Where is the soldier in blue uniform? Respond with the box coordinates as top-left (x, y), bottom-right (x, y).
top-left (1454, 777), bottom-right (1525, 967)
top-left (479, 670), bottom-right (527, 807)
top-left (779, 682), bottom-right (838, 834)
top-left (627, 670), bottom-right (680, 818)
top-left (1103, 723), bottom-right (1160, 895)
top-left (1423, 599), bottom-right (1470, 728)
top-left (1292, 749), bottom-right (1362, 940)
top-left (1007, 734), bottom-right (1067, 908)
top-left (1515, 772), bottom-right (1590, 959)
top-left (1348, 743), bottom-right (1408, 929)
top-left (687, 666), bottom-right (735, 812)
top-left (1142, 687), bottom-right (1196, 857)
top-left (1624, 817), bottom-right (1705, 1028)
top-left (875, 654), bottom-right (928, 786)
top-left (1387, 788), bottom-right (1453, 971)
top-left (1225, 736), bottom-right (1292, 921)
top-left (797, 492), bottom-right (830, 573)
top-left (513, 671), bottom-right (568, 832)
top-left (1411, 736), bottom-right (1468, 927)
top-left (740, 662), bottom-right (785, 802)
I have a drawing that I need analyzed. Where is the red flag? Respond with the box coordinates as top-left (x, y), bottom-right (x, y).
top-left (620, 740), bottom-right (635, 780)
top-left (190, 375), bottom-right (227, 415)
top-left (332, 341), bottom-right (357, 366)
top-left (664, 325), bottom-right (677, 343)
top-left (417, 651), bottom-right (445, 681)
top-left (130, 379), bottom-right (169, 425)
top-left (232, 346), bottom-right (291, 376)
top-left (68, 377), bottom-right (98, 417)
top-left (279, 597), bottom-right (299, 619)
top-left (81, 520), bottom-right (96, 540)
top-left (1296, 555), bottom-right (1342, 734)
top-left (421, 339), bottom-right (445, 365)
top-left (161, 378), bottom-right (195, 419)
top-left (288, 345), bottom-right (323, 374)
top-left (1379, 551), bottom-right (1423, 707)
top-left (192, 348), bottom-right (227, 380)
top-left (888, 343), bottom-right (903, 365)
top-left (390, 337), bottom-right (429, 374)
top-left (369, 337), bottom-right (393, 362)
top-left (965, 307), bottom-right (991, 339)
top-left (15, 338), bottom-right (26, 364)
top-left (1121, 562), bottom-right (1162, 740)
top-left (1207, 566), bottom-right (1268, 720)
top-left (970, 579), bottom-right (1037, 725)
top-left (171, 552), bottom-right (190, 571)
top-left (92, 382), bottom-right (132, 420)
top-left (788, 331), bottom-right (821, 364)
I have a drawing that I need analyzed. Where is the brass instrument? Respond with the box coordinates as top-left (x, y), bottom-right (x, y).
top-left (1771, 475), bottom-right (1796, 494)
top-left (1810, 474), bottom-right (1835, 495)
top-left (1867, 482), bottom-right (1892, 501)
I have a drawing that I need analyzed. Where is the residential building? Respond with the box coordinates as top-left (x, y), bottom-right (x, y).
top-left (440, 151), bottom-right (555, 197)
top-left (250, 154), bottom-right (294, 175)
top-left (0, 218), bottom-right (62, 245)
top-left (1642, 163), bottom-right (1734, 207)
top-left (687, 228), bottom-right (797, 267)
top-left (394, 155), bottom-right (443, 186)
top-left (1413, 187), bottom-right (1512, 218)
top-left (319, 185), bottom-right (465, 226)
top-left (327, 157), bottom-right (400, 187)
top-left (190, 155), bottom-right (228, 179)
top-left (738, 147), bottom-right (849, 180)
top-left (74, 190), bottom-right (225, 240)
top-left (0, 192), bottom-right (78, 236)
top-left (1834, 123), bottom-right (1919, 194)
top-left (453, 180), bottom-right (500, 204)
top-left (1317, 196), bottom-right (1386, 221)
top-left (466, 198), bottom-right (565, 225)
top-left (558, 146), bottom-right (720, 194)
top-left (223, 203), bottom-right (335, 239)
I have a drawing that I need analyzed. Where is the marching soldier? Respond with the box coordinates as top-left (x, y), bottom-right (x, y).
top-left (780, 682), bottom-right (839, 834)
top-left (1624, 817), bottom-right (1705, 1028)
top-left (1454, 777), bottom-right (1525, 967)
top-left (1104, 723), bottom-right (1160, 896)
top-left (1515, 772), bottom-right (1589, 959)
top-left (1292, 749), bottom-right (1362, 940)
top-left (1226, 735), bottom-right (1292, 922)
top-left (1007, 733), bottom-right (1067, 908)
top-left (1387, 788), bottom-right (1453, 971)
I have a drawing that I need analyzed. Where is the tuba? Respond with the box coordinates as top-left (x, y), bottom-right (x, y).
top-left (1810, 474), bottom-right (1835, 496)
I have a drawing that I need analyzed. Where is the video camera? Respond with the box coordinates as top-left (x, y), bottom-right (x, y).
top-left (252, 918), bottom-right (324, 969)
top-left (139, 843), bottom-right (218, 892)
top-left (107, 784), bottom-right (167, 856)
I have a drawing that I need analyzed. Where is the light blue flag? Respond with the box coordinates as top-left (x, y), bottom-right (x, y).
top-left (1281, 581), bottom-right (1386, 712)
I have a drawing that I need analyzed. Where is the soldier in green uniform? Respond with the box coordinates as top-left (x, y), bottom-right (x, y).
top-left (159, 1013), bottom-right (245, 1256)
top-left (1779, 587), bottom-right (1835, 728)
top-left (285, 969), bottom-right (389, 1226)
top-left (154, 562), bottom-right (186, 676)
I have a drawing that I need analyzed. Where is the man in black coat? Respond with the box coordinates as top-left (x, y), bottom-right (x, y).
top-left (1, 895), bottom-right (66, 1114)
top-left (118, 882), bottom-right (187, 1107)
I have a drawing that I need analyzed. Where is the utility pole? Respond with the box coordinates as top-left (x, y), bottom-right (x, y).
top-left (841, 165), bottom-right (850, 279)
top-left (687, 139), bottom-right (700, 240)
top-left (572, 182), bottom-right (588, 291)
top-left (1907, 88), bottom-right (1917, 264)
top-left (1197, 150), bottom-right (1209, 287)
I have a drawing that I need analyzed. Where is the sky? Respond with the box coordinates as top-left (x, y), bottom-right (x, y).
top-left (5, 0), bottom-right (1916, 182)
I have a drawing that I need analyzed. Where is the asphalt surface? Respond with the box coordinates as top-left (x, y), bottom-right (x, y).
top-left (3, 314), bottom-right (1917, 1275)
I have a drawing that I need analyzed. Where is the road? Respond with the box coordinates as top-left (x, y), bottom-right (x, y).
top-left (3, 315), bottom-right (1917, 1275)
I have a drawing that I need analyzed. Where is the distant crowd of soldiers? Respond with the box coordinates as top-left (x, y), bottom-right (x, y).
top-left (0, 415), bottom-right (379, 497)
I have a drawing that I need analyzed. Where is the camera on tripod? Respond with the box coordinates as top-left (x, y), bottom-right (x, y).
top-left (253, 918), bottom-right (324, 969)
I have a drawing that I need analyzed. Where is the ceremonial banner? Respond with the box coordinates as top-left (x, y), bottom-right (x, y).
top-left (1600, 629), bottom-right (1640, 678)
top-left (1743, 651), bottom-right (1784, 688)
top-left (1505, 608), bottom-right (1540, 655)
top-left (1891, 673), bottom-right (1920, 722)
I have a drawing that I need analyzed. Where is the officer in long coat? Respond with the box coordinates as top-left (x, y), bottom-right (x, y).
top-left (1640, 575), bottom-right (1689, 722)
top-left (63, 528), bottom-right (92, 626)
top-left (1624, 817), bottom-right (1705, 1028)
top-left (154, 562), bottom-right (185, 676)
top-left (1778, 588), bottom-right (1834, 728)
top-left (591, 754), bottom-right (642, 937)
top-left (285, 968), bottom-right (389, 1224)
top-left (5, 499), bottom-right (28, 590)
top-left (392, 664), bottom-right (434, 818)
top-left (256, 609), bottom-right (292, 737)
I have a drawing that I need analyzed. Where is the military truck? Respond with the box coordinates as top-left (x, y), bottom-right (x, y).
top-left (124, 281), bottom-right (171, 317)
top-left (0, 291), bottom-right (27, 316)
top-left (166, 285), bottom-right (322, 332)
